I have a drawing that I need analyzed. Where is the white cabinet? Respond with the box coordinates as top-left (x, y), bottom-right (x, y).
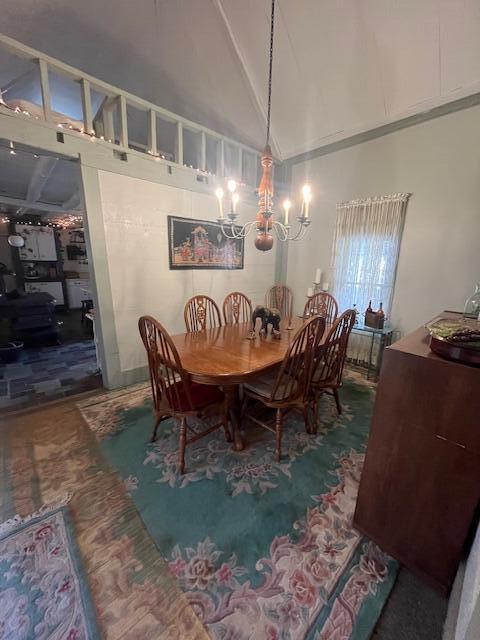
top-left (16, 225), bottom-right (57, 261)
top-left (66, 279), bottom-right (91, 309)
top-left (24, 281), bottom-right (64, 305)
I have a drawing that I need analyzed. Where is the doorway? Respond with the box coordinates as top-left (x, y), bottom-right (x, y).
top-left (0, 140), bottom-right (103, 410)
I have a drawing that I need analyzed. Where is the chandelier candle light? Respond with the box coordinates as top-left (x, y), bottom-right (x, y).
top-left (214, 0), bottom-right (312, 252)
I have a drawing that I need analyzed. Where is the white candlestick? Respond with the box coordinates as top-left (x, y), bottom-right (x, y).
top-left (215, 188), bottom-right (224, 219)
top-left (232, 193), bottom-right (239, 213)
top-left (314, 268), bottom-right (322, 284)
top-left (302, 185), bottom-right (312, 219)
top-left (307, 287), bottom-right (314, 298)
top-left (283, 199), bottom-right (291, 226)
top-left (322, 282), bottom-right (329, 292)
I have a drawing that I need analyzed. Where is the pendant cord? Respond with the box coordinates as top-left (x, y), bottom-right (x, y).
top-left (266, 0), bottom-right (275, 148)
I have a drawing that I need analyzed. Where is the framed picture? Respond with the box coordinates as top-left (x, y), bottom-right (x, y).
top-left (168, 215), bottom-right (244, 270)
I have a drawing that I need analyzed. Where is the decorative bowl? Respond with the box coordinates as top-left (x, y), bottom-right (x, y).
top-left (427, 317), bottom-right (480, 366)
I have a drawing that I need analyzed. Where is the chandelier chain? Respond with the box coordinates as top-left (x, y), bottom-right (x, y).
top-left (266, 0), bottom-right (275, 148)
top-left (214, 0), bottom-right (311, 250)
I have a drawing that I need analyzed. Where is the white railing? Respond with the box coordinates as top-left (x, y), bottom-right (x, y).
top-left (0, 33), bottom-right (282, 190)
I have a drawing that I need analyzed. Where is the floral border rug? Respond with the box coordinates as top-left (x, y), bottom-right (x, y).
top-left (79, 377), bottom-right (397, 639)
top-left (0, 498), bottom-right (100, 639)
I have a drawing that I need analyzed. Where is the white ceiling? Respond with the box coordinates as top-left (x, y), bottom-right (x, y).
top-left (0, 141), bottom-right (81, 216)
top-left (2, 0), bottom-right (480, 160)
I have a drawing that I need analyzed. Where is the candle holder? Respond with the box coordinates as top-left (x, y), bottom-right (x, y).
top-left (213, 152), bottom-right (313, 250)
top-left (303, 282), bottom-right (324, 319)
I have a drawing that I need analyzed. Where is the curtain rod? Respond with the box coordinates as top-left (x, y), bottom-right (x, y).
top-left (337, 193), bottom-right (411, 208)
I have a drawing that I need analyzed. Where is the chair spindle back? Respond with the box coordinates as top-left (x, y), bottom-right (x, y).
top-left (265, 284), bottom-right (293, 321)
top-left (270, 315), bottom-right (326, 403)
top-left (139, 315), bottom-right (192, 414)
top-left (223, 292), bottom-right (252, 325)
top-left (312, 309), bottom-right (356, 387)
top-left (184, 295), bottom-right (222, 332)
top-left (303, 292), bottom-right (338, 325)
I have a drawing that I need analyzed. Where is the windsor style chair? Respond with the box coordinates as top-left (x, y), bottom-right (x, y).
top-left (184, 295), bottom-right (222, 332)
top-left (138, 315), bottom-right (230, 474)
top-left (223, 291), bottom-right (252, 325)
top-left (303, 291), bottom-right (338, 324)
top-left (265, 284), bottom-right (293, 321)
top-left (241, 315), bottom-right (326, 462)
top-left (308, 309), bottom-right (356, 423)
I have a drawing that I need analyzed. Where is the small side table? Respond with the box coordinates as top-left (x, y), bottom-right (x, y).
top-left (351, 322), bottom-right (394, 380)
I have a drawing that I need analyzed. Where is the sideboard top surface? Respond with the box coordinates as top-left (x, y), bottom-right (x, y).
top-left (388, 311), bottom-right (480, 371)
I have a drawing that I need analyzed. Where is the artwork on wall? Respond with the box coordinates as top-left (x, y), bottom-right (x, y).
top-left (168, 215), bottom-right (244, 270)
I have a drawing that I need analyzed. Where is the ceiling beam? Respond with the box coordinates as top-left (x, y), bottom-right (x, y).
top-left (25, 156), bottom-right (58, 204)
top-left (0, 194), bottom-right (65, 214)
top-left (212, 0), bottom-right (282, 160)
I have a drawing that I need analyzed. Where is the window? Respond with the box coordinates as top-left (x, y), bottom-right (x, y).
top-left (331, 194), bottom-right (410, 317)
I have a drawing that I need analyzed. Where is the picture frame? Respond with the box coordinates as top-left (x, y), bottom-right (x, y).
top-left (168, 215), bottom-right (245, 270)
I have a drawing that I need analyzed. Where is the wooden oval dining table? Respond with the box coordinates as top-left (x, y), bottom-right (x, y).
top-left (169, 316), bottom-right (307, 451)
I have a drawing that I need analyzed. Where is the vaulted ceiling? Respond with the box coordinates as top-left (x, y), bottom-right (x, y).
top-left (2, 0), bottom-right (480, 160)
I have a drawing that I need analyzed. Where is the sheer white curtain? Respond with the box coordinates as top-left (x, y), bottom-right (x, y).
top-left (331, 193), bottom-right (410, 365)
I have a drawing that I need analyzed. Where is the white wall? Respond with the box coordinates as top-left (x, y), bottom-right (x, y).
top-left (0, 221), bottom-right (17, 293)
top-left (0, 221), bottom-right (14, 271)
top-left (97, 170), bottom-right (277, 379)
top-left (287, 105), bottom-right (480, 334)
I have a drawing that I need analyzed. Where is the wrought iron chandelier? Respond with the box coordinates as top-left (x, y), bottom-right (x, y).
top-left (214, 0), bottom-right (312, 252)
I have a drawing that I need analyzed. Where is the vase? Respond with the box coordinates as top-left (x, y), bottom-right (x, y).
top-left (464, 283), bottom-right (480, 318)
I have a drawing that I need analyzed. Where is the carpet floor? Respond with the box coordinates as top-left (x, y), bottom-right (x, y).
top-left (372, 568), bottom-right (447, 640)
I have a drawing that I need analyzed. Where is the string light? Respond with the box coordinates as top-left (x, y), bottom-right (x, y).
top-left (1, 94), bottom-right (235, 179)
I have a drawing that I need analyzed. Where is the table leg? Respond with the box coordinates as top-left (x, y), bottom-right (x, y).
top-left (376, 333), bottom-right (391, 381)
top-left (367, 333), bottom-right (375, 380)
top-left (225, 385), bottom-right (244, 451)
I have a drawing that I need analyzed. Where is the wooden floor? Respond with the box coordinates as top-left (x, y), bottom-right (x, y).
top-left (0, 396), bottom-right (208, 640)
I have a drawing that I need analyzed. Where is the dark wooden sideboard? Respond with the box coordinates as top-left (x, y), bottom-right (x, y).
top-left (353, 314), bottom-right (480, 594)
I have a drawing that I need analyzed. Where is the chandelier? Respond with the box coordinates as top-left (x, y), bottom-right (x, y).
top-left (214, 0), bottom-right (312, 252)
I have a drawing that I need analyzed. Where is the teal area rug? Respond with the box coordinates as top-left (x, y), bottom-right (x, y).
top-left (0, 499), bottom-right (100, 640)
top-left (80, 377), bottom-right (397, 639)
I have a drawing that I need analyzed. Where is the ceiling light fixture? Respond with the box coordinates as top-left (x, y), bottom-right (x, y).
top-left (214, 0), bottom-right (312, 251)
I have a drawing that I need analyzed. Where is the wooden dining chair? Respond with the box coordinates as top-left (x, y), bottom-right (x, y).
top-left (303, 291), bottom-right (338, 324)
top-left (308, 309), bottom-right (356, 424)
top-left (223, 291), bottom-right (252, 325)
top-left (138, 315), bottom-right (231, 474)
top-left (184, 295), bottom-right (222, 332)
top-left (241, 315), bottom-right (326, 461)
top-left (265, 284), bottom-right (293, 321)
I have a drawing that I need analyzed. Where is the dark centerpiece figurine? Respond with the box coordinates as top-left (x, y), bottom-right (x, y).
top-left (247, 305), bottom-right (281, 340)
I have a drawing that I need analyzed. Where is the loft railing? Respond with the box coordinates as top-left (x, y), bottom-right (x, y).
top-left (0, 34), bottom-right (285, 192)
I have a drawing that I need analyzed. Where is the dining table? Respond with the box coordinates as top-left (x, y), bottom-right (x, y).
top-left (169, 316), bottom-right (308, 451)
